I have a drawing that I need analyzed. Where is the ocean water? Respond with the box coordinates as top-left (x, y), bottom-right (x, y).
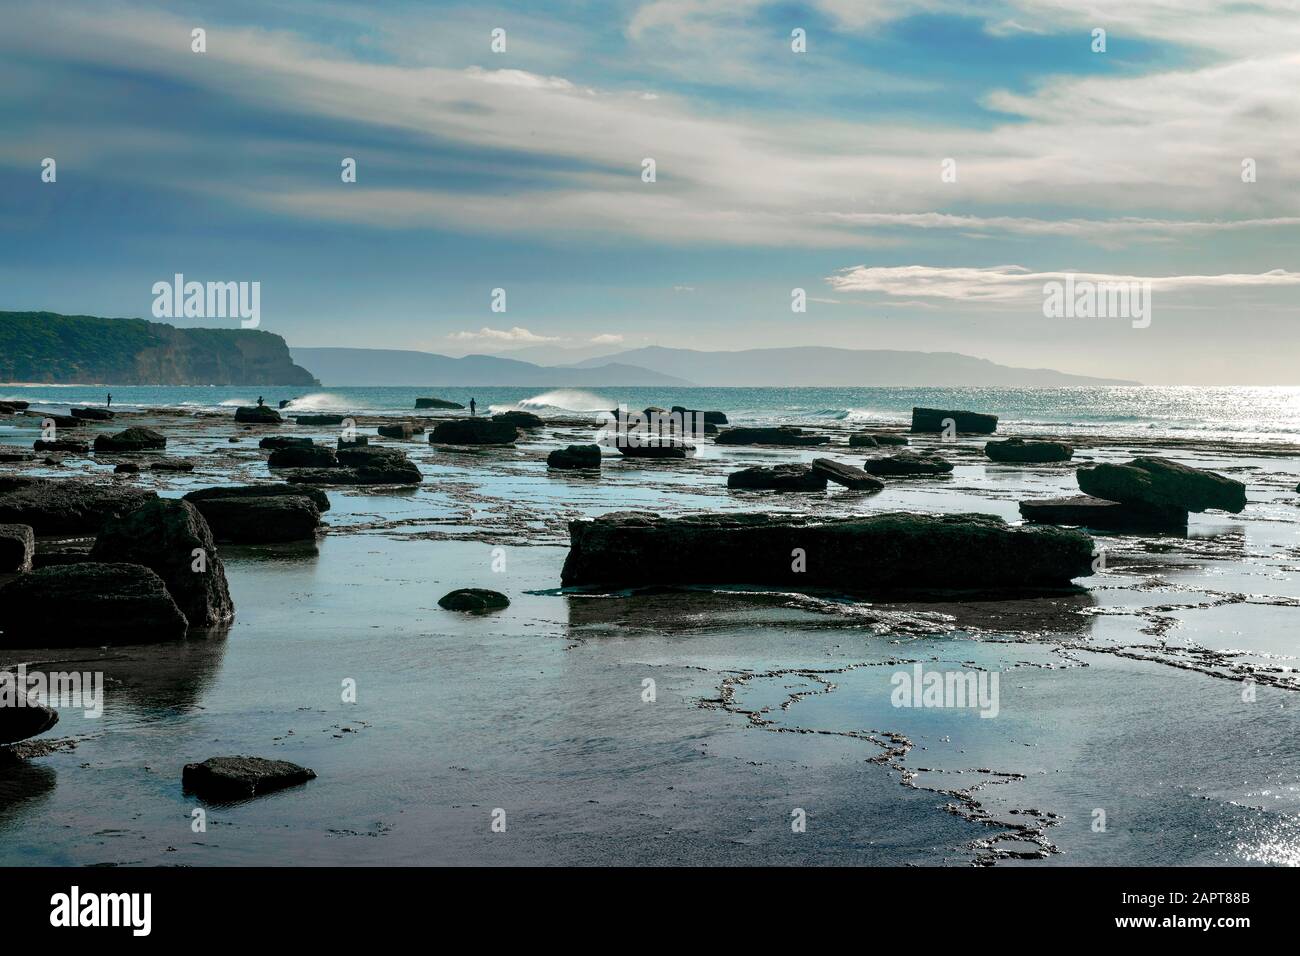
top-left (4, 384), bottom-right (1300, 442)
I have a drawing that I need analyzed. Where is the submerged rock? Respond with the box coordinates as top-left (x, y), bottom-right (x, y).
top-left (1077, 457), bottom-right (1246, 514)
top-left (0, 563), bottom-right (190, 645)
top-left (727, 464), bottom-right (827, 491)
top-left (0, 524), bottom-right (35, 572)
top-left (94, 427), bottom-right (166, 452)
top-left (811, 458), bottom-right (886, 491)
top-left (431, 419), bottom-right (519, 445)
top-left (492, 411), bottom-right (544, 429)
top-left (0, 480), bottom-right (156, 535)
top-left (0, 695), bottom-right (58, 745)
top-left (184, 483), bottom-right (330, 513)
top-left (548, 444), bottom-right (602, 470)
top-left (715, 426), bottom-right (829, 446)
top-left (561, 512), bottom-right (1095, 591)
top-left (1019, 495), bottom-right (1187, 532)
top-left (187, 495), bottom-right (321, 544)
top-left (438, 588), bottom-right (510, 611)
top-left (985, 438), bottom-right (1074, 463)
top-left (415, 397), bottom-right (464, 410)
top-left (182, 756), bottom-right (316, 800)
top-left (91, 498), bottom-right (234, 628)
top-left (234, 405), bottom-right (282, 424)
top-left (268, 444), bottom-right (338, 469)
top-left (862, 451), bottom-right (954, 477)
top-left (911, 407), bottom-right (998, 434)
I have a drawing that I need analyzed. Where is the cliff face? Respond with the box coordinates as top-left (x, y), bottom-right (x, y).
top-left (0, 312), bottom-right (319, 386)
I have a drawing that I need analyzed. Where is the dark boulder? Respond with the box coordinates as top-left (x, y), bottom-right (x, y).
top-left (911, 407), bottom-right (998, 434)
top-left (1019, 495), bottom-right (1187, 532)
top-left (151, 457), bottom-right (196, 472)
top-left (561, 512), bottom-right (1095, 591)
top-left (37, 414), bottom-right (85, 429)
top-left (94, 427), bottom-right (166, 452)
top-left (851, 432), bottom-right (909, 447)
top-left (671, 406), bottom-right (728, 425)
top-left (430, 419), bottom-right (519, 445)
top-left (234, 405), bottom-right (282, 424)
top-left (0, 446), bottom-right (35, 462)
top-left (862, 451), bottom-right (954, 477)
top-left (33, 439), bottom-right (89, 454)
top-left (259, 436), bottom-right (315, 451)
top-left (727, 464), bottom-right (827, 491)
top-left (811, 458), bottom-right (886, 491)
top-left (268, 444), bottom-right (337, 469)
top-left (0, 480), bottom-right (156, 535)
top-left (0, 563), bottom-right (189, 645)
top-left (492, 411), bottom-right (544, 429)
top-left (283, 460), bottom-right (422, 485)
top-left (1077, 457), bottom-right (1246, 514)
top-left (336, 445), bottom-right (407, 468)
top-left (114, 462), bottom-right (139, 474)
top-left (377, 422), bottom-right (424, 439)
top-left (293, 414), bottom-right (347, 426)
top-left (338, 436), bottom-right (368, 448)
top-left (0, 524), bottom-right (35, 572)
top-left (415, 397), bottom-right (464, 410)
top-left (91, 498), bottom-right (234, 628)
top-left (187, 495), bottom-right (321, 544)
top-left (616, 442), bottom-right (692, 459)
top-left (70, 407), bottom-right (114, 421)
top-left (184, 483), bottom-right (330, 513)
top-left (985, 438), bottom-right (1073, 463)
top-left (715, 426), bottom-right (829, 446)
top-left (0, 695), bottom-right (58, 745)
top-left (182, 756), bottom-right (316, 800)
top-left (438, 588), bottom-right (510, 611)
top-left (1, 400), bottom-right (28, 411)
top-left (547, 445), bottom-right (602, 470)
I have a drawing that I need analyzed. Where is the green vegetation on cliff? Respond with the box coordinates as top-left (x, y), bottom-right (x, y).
top-left (0, 312), bottom-right (319, 385)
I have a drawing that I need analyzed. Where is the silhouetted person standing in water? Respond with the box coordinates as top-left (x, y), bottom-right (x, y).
top-left (106, 393), bottom-right (112, 409)
top-left (257, 396), bottom-right (265, 407)
top-left (469, 398), bottom-right (477, 417)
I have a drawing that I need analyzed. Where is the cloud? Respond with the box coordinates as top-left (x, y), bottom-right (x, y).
top-left (590, 333), bottom-right (625, 344)
top-left (448, 326), bottom-right (561, 343)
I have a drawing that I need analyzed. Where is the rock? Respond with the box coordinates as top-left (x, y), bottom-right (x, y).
top-left (336, 445), bottom-right (409, 468)
top-left (70, 407), bottom-right (113, 421)
top-left (811, 458), bottom-right (886, 491)
top-left (151, 457), bottom-right (196, 472)
top-left (727, 464), bottom-right (827, 491)
top-left (283, 459), bottom-right (422, 485)
top-left (848, 434), bottom-right (878, 448)
top-left (114, 462), bottom-right (139, 474)
top-left (91, 498), bottom-right (234, 628)
top-left (35, 414), bottom-right (85, 429)
top-left (1019, 495), bottom-right (1187, 532)
top-left (293, 414), bottom-right (347, 426)
top-left (0, 400), bottom-right (28, 410)
top-left (0, 695), bottom-right (58, 745)
top-left (616, 442), bottom-right (693, 458)
top-left (438, 588), bottom-right (510, 611)
top-left (561, 512), bottom-right (1096, 591)
top-left (985, 438), bottom-right (1074, 463)
top-left (259, 436), bottom-right (315, 450)
top-left (184, 483), bottom-right (330, 513)
top-left (0, 563), bottom-right (190, 645)
top-left (547, 445), bottom-right (602, 470)
top-left (0, 446), bottom-right (35, 462)
top-left (492, 411), bottom-right (544, 428)
top-left (715, 426), bottom-right (829, 446)
top-left (268, 444), bottom-right (338, 468)
top-left (187, 495), bottom-right (321, 544)
top-left (377, 422), bottom-right (424, 439)
top-left (0, 480), bottom-right (156, 535)
top-left (415, 397), bottom-right (464, 410)
top-left (852, 432), bottom-right (909, 447)
top-left (338, 436), bottom-right (368, 448)
top-left (0, 524), bottom-right (35, 572)
top-left (911, 407), bottom-right (998, 434)
top-left (234, 405), bottom-right (282, 424)
top-left (94, 427), bottom-right (166, 452)
top-left (671, 406), bottom-right (728, 425)
top-left (430, 419), bottom-right (519, 445)
top-left (1077, 457), bottom-right (1246, 514)
top-left (862, 451), bottom-right (954, 476)
top-left (182, 756), bottom-right (316, 800)
top-left (32, 439), bottom-right (88, 454)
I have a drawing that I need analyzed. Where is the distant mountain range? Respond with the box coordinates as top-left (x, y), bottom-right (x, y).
top-left (290, 347), bottom-right (692, 386)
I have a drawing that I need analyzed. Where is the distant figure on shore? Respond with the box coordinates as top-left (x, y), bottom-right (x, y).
top-left (257, 396), bottom-right (265, 407)
top-left (106, 392), bottom-right (112, 408)
top-left (469, 398), bottom-right (477, 417)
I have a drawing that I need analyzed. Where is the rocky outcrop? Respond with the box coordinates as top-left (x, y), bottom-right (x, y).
top-left (492, 410), bottom-right (544, 429)
top-left (431, 419), bottom-right (519, 445)
top-left (184, 483), bottom-right (330, 513)
top-left (32, 439), bottom-right (88, 454)
top-left (1077, 457), bottom-right (1246, 514)
top-left (259, 436), bottom-right (315, 450)
top-left (615, 441), bottom-right (694, 459)
top-left (268, 445), bottom-right (338, 469)
top-left (547, 445), bottom-right (602, 470)
top-left (90, 498), bottom-right (234, 628)
top-left (0, 695), bottom-right (58, 745)
top-left (671, 406), bottom-right (728, 425)
top-left (811, 458), bottom-right (886, 491)
top-left (911, 407), bottom-right (998, 434)
top-left (1019, 495), bottom-right (1188, 532)
top-left (151, 457), bottom-right (195, 472)
top-left (0, 563), bottom-right (189, 645)
top-left (187, 495), bottom-right (321, 543)
top-left (70, 407), bottom-right (114, 421)
top-left (377, 422), bottom-right (424, 439)
top-left (94, 427), bottom-right (167, 452)
top-left (0, 480), bottom-right (156, 535)
top-left (415, 397), bottom-right (464, 409)
top-left (0, 524), bottom-right (35, 572)
top-left (438, 588), bottom-right (510, 611)
top-left (862, 451), bottom-right (954, 477)
top-left (727, 464), bottom-right (827, 491)
top-left (0, 446), bottom-right (35, 462)
top-left (561, 512), bottom-right (1095, 591)
top-left (293, 414), bottom-right (347, 426)
top-left (283, 446), bottom-right (422, 484)
top-left (715, 426), bottom-right (829, 446)
top-left (182, 756), bottom-right (316, 800)
top-left (985, 438), bottom-right (1074, 463)
top-left (235, 405), bottom-right (282, 424)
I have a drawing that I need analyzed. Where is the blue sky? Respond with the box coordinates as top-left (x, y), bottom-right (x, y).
top-left (1, 0), bottom-right (1298, 383)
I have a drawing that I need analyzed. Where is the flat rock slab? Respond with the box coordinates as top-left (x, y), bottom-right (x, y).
top-left (911, 407), bottom-right (998, 434)
top-left (850, 432), bottom-right (909, 447)
top-left (1019, 495), bottom-right (1187, 532)
top-left (438, 588), bottom-right (510, 611)
top-left (715, 426), bottom-right (829, 446)
top-left (415, 397), bottom-right (464, 409)
top-left (862, 451), bottom-right (954, 477)
top-left (0, 524), bottom-right (35, 573)
top-left (268, 445), bottom-right (338, 468)
top-left (0, 562), bottom-right (189, 646)
top-left (182, 756), bottom-right (316, 800)
top-left (377, 423), bottom-right (424, 438)
top-left (33, 440), bottom-right (88, 454)
top-left (562, 511), bottom-right (1095, 591)
top-left (548, 444), bottom-right (602, 469)
top-left (0, 446), bottom-right (35, 462)
top-left (616, 443), bottom-right (693, 458)
top-left (0, 480), bottom-right (157, 535)
top-left (94, 427), bottom-right (166, 452)
top-left (70, 407), bottom-right (113, 421)
top-left (187, 495), bottom-right (321, 544)
top-left (283, 462), bottom-right (422, 485)
top-left (0, 697), bottom-right (59, 745)
top-left (259, 436), bottom-right (315, 450)
top-left (1077, 457), bottom-right (1246, 514)
top-left (293, 414), bottom-right (347, 426)
top-left (728, 464), bottom-right (827, 491)
top-left (184, 483), bottom-right (330, 513)
top-left (431, 420), bottom-right (519, 445)
top-left (235, 406), bottom-right (282, 424)
top-left (811, 458), bottom-right (885, 491)
top-left (985, 438), bottom-right (1074, 463)
top-left (492, 411), bottom-right (544, 428)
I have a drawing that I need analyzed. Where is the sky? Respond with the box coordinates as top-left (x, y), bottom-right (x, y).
top-left (1, 0), bottom-right (1298, 384)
